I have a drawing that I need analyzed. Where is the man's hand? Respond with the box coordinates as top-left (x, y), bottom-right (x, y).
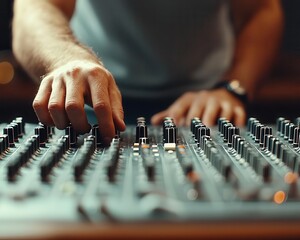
top-left (151, 89), bottom-right (246, 127)
top-left (33, 60), bottom-right (126, 144)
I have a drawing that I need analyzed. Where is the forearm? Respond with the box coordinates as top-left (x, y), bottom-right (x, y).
top-left (225, 0), bottom-right (284, 101)
top-left (12, 0), bottom-right (99, 82)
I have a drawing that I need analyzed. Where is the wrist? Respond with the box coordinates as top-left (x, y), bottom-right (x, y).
top-left (214, 79), bottom-right (249, 105)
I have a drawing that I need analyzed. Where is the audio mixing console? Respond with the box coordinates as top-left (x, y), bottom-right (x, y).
top-left (0, 116), bottom-right (300, 223)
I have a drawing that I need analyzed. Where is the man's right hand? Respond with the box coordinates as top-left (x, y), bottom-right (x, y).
top-left (32, 60), bottom-right (126, 145)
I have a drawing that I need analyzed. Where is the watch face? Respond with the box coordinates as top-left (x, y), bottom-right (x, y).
top-left (229, 80), bottom-right (246, 95)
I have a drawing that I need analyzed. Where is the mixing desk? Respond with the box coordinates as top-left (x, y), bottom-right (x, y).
top-left (1, 116), bottom-right (300, 225)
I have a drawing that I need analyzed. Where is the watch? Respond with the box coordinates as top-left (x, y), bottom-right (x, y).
top-left (214, 80), bottom-right (248, 104)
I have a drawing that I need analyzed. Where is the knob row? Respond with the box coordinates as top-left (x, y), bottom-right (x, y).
top-left (193, 126), bottom-right (231, 180)
top-left (190, 118), bottom-right (210, 147)
top-left (247, 118), bottom-right (300, 174)
top-left (40, 135), bottom-right (70, 181)
top-left (140, 144), bottom-right (155, 181)
top-left (276, 117), bottom-right (300, 147)
top-left (103, 138), bottom-right (121, 182)
top-left (74, 136), bottom-right (96, 181)
top-left (7, 135), bottom-right (40, 181)
top-left (2, 117), bottom-right (25, 146)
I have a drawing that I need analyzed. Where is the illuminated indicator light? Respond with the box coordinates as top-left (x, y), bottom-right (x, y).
top-left (0, 61), bottom-right (14, 84)
top-left (141, 144), bottom-right (150, 149)
top-left (273, 191), bottom-right (286, 205)
top-left (284, 172), bottom-right (298, 184)
top-left (187, 171), bottom-right (200, 184)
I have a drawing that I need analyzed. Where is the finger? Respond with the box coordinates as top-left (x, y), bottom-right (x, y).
top-left (167, 94), bottom-right (194, 125)
top-left (32, 77), bottom-right (54, 125)
top-left (109, 78), bottom-right (126, 131)
top-left (233, 105), bottom-right (247, 127)
top-left (65, 76), bottom-right (90, 134)
top-left (219, 101), bottom-right (233, 122)
top-left (201, 98), bottom-right (220, 126)
top-left (151, 110), bottom-right (168, 125)
top-left (185, 98), bottom-right (205, 126)
top-left (153, 93), bottom-right (194, 125)
top-left (48, 77), bottom-right (69, 129)
top-left (88, 71), bottom-right (115, 145)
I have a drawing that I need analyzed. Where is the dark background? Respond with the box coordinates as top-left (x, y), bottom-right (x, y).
top-left (0, 0), bottom-right (13, 51)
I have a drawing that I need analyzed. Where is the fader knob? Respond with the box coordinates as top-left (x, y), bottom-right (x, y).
top-left (30, 135), bottom-right (40, 153)
top-left (247, 117), bottom-right (257, 133)
top-left (3, 126), bottom-right (15, 146)
top-left (292, 127), bottom-right (300, 148)
top-left (39, 122), bottom-right (52, 139)
top-left (0, 135), bottom-right (8, 153)
top-left (14, 117), bottom-right (25, 135)
top-left (191, 117), bottom-right (201, 133)
top-left (227, 126), bottom-right (239, 147)
top-left (137, 117), bottom-right (146, 124)
top-left (193, 122), bottom-right (205, 140)
top-left (136, 124), bottom-right (148, 143)
top-left (254, 124), bottom-right (263, 143)
top-left (9, 123), bottom-right (20, 141)
top-left (65, 124), bottom-right (77, 147)
top-left (218, 118), bottom-right (229, 136)
top-left (35, 125), bottom-right (47, 146)
top-left (92, 124), bottom-right (101, 146)
top-left (288, 124), bottom-right (296, 144)
top-left (196, 126), bottom-right (210, 145)
top-left (259, 126), bottom-right (272, 148)
top-left (223, 123), bottom-right (233, 142)
top-left (276, 117), bottom-right (285, 134)
top-left (164, 126), bottom-right (177, 143)
top-left (232, 135), bottom-right (242, 151)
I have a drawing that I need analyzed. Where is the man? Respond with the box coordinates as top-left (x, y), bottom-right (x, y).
top-left (12, 0), bottom-right (283, 145)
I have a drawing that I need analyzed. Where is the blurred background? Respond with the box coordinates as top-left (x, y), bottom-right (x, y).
top-left (0, 0), bottom-right (37, 122)
top-left (0, 0), bottom-right (299, 123)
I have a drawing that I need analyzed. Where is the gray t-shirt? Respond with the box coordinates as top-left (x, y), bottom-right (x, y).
top-left (71, 0), bottom-right (234, 99)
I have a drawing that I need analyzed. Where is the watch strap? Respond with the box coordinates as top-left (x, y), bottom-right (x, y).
top-left (214, 80), bottom-right (248, 105)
